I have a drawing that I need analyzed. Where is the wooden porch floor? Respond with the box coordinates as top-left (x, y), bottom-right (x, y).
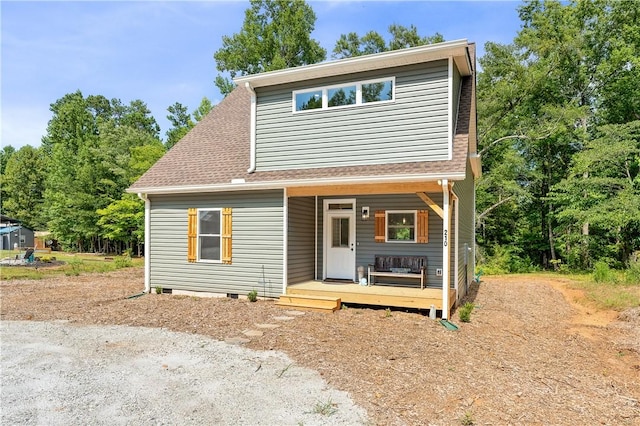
top-left (287, 281), bottom-right (457, 311)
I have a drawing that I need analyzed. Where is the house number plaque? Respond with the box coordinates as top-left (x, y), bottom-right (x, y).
top-left (443, 230), bottom-right (448, 247)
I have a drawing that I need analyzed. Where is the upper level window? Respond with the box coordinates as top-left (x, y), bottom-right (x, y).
top-left (293, 77), bottom-right (394, 113)
top-left (295, 90), bottom-right (322, 111)
top-left (328, 85), bottom-right (356, 107)
top-left (362, 80), bottom-right (393, 103)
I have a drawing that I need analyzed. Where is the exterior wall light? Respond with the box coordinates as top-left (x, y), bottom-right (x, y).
top-left (361, 206), bottom-right (370, 220)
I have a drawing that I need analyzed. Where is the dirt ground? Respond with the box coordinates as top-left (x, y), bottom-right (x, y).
top-left (1, 268), bottom-right (639, 425)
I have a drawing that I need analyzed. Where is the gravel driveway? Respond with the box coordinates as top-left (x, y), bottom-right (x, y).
top-left (1, 320), bottom-right (368, 425)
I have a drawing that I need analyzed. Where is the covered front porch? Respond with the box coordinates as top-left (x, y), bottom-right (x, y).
top-left (284, 179), bottom-right (463, 318)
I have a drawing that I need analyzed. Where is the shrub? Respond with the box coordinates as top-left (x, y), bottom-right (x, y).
top-left (625, 260), bottom-right (640, 284)
top-left (593, 260), bottom-right (617, 283)
top-left (64, 258), bottom-right (83, 276)
top-left (114, 254), bottom-right (132, 269)
top-left (247, 289), bottom-right (258, 302)
top-left (458, 302), bottom-right (474, 323)
top-left (478, 244), bottom-right (537, 275)
top-left (154, 286), bottom-right (162, 294)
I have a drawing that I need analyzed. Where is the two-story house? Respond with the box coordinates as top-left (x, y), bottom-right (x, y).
top-left (128, 39), bottom-right (480, 319)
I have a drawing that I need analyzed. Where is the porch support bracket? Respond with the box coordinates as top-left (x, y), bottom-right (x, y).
top-left (416, 192), bottom-right (444, 219)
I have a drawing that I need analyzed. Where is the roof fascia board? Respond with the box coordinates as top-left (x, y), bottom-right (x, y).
top-left (128, 172), bottom-right (467, 195)
top-left (234, 39), bottom-right (470, 88)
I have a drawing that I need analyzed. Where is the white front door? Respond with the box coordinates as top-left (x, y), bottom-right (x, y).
top-left (325, 200), bottom-right (356, 281)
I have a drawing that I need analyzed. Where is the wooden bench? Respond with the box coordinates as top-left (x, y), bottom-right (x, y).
top-left (368, 255), bottom-right (428, 289)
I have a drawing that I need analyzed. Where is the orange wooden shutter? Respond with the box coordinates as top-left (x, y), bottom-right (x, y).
top-left (417, 209), bottom-right (429, 243)
top-left (374, 210), bottom-right (386, 243)
top-left (187, 208), bottom-right (197, 262)
top-left (222, 207), bottom-right (232, 264)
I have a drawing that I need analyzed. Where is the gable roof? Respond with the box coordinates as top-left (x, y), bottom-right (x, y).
top-left (129, 43), bottom-right (477, 195)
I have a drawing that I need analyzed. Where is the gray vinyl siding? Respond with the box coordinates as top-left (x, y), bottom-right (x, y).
top-left (255, 61), bottom-right (449, 171)
top-left (287, 197), bottom-right (315, 284)
top-left (453, 163), bottom-right (476, 299)
top-left (312, 194), bottom-right (445, 286)
top-left (148, 190), bottom-right (284, 298)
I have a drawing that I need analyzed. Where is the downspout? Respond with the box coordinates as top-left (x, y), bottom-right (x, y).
top-left (245, 82), bottom-right (257, 174)
top-left (447, 56), bottom-right (454, 160)
top-left (441, 179), bottom-right (450, 320)
top-left (137, 193), bottom-right (151, 294)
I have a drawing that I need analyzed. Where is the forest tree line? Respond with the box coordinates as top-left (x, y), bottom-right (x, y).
top-left (1, 0), bottom-right (638, 271)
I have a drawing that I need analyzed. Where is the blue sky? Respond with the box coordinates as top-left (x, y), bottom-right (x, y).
top-left (1, 1), bottom-right (522, 149)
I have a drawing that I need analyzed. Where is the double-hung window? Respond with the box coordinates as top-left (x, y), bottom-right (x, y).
top-left (386, 211), bottom-right (416, 243)
top-left (198, 209), bottom-right (221, 262)
top-left (374, 209), bottom-right (428, 244)
top-left (187, 207), bottom-right (233, 264)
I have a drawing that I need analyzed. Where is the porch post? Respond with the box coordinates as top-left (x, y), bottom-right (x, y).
top-left (442, 179), bottom-right (451, 319)
top-left (283, 188), bottom-right (288, 295)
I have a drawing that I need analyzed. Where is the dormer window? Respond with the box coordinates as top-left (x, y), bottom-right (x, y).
top-left (295, 90), bottom-right (322, 111)
top-left (293, 77), bottom-right (395, 113)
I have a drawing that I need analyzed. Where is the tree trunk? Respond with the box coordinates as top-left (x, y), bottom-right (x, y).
top-left (548, 218), bottom-right (557, 269)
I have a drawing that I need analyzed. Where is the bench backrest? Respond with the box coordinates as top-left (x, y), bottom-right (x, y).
top-left (374, 255), bottom-right (427, 273)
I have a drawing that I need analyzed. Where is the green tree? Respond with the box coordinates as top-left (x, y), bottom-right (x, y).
top-left (128, 141), bottom-right (166, 183)
top-left (42, 90), bottom-right (164, 252)
top-left (95, 137), bottom-right (165, 255)
top-left (192, 97), bottom-right (214, 123)
top-left (332, 24), bottom-right (444, 59)
top-left (97, 193), bottom-right (145, 255)
top-left (214, 0), bottom-right (326, 96)
top-left (165, 102), bottom-right (194, 149)
top-left (550, 121), bottom-right (640, 267)
top-left (112, 98), bottom-right (161, 138)
top-left (333, 31), bottom-right (386, 58)
top-left (477, 0), bottom-right (640, 270)
top-left (0, 145), bottom-right (16, 212)
top-left (164, 98), bottom-right (215, 149)
top-left (2, 145), bottom-right (47, 229)
top-left (0, 145), bottom-right (15, 175)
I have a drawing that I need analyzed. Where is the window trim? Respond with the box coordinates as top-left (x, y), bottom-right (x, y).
top-left (197, 208), bottom-right (222, 263)
top-left (292, 76), bottom-right (396, 113)
top-left (385, 210), bottom-right (417, 243)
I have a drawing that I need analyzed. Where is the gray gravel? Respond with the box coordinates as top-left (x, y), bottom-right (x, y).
top-left (1, 320), bottom-right (368, 425)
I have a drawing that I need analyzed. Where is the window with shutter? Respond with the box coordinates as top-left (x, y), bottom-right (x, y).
top-left (187, 208), bottom-right (232, 263)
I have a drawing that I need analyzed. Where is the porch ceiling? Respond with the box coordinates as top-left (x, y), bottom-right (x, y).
top-left (287, 181), bottom-right (442, 197)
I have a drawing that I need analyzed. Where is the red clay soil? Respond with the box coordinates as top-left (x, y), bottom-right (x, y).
top-left (1, 269), bottom-right (639, 425)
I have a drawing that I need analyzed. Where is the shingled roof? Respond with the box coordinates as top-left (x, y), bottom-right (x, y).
top-left (129, 53), bottom-right (476, 194)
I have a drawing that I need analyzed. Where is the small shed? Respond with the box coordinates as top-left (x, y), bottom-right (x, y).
top-left (0, 215), bottom-right (35, 249)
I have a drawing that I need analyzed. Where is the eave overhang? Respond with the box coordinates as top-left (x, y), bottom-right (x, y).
top-left (234, 39), bottom-right (472, 89)
top-left (127, 172), bottom-right (467, 196)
